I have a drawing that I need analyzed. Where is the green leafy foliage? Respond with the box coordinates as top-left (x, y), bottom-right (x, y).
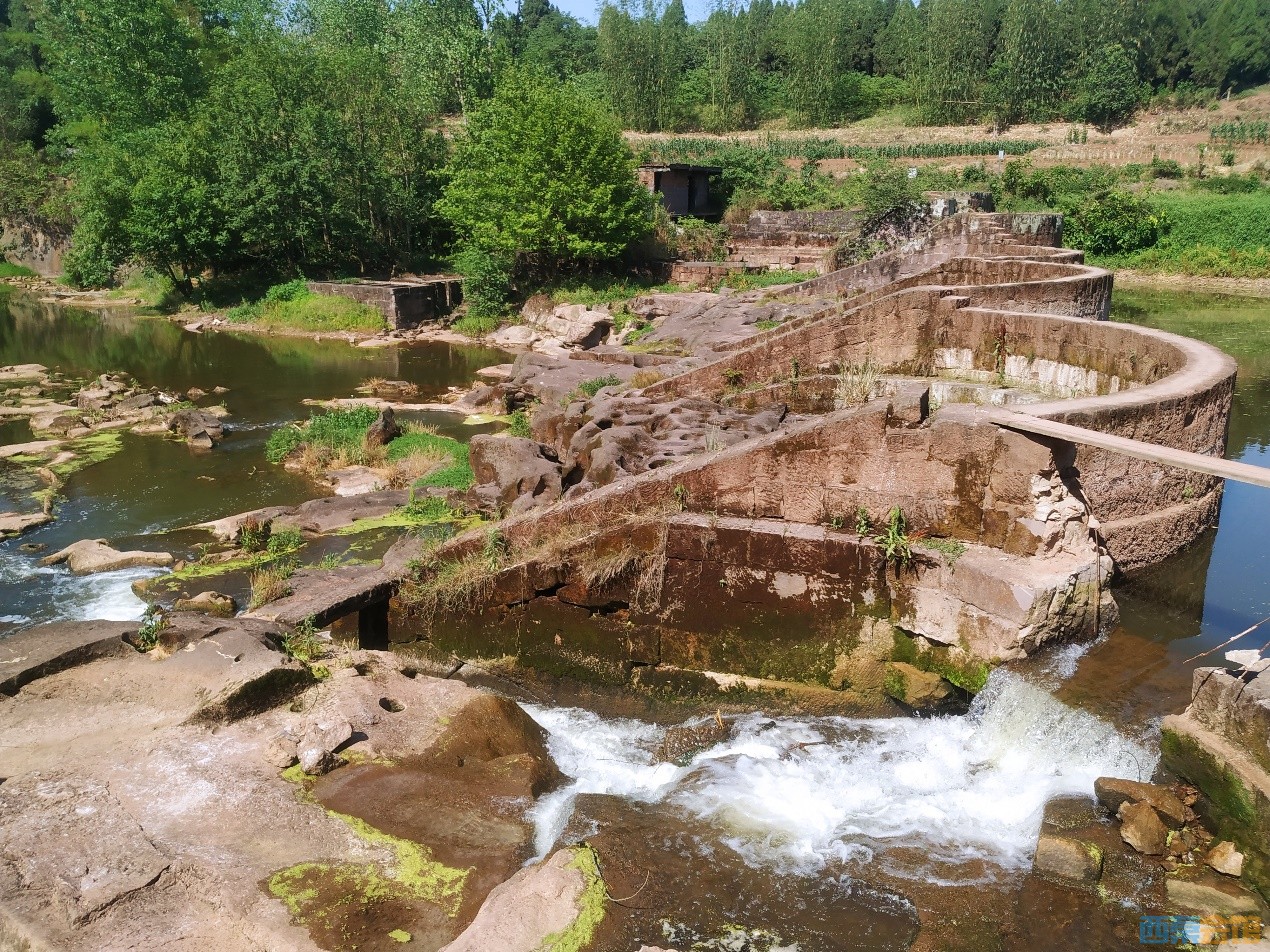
top-left (439, 69), bottom-right (653, 273)
top-left (1060, 190), bottom-right (1167, 257)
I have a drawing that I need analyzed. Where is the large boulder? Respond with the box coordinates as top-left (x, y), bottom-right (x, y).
top-left (363, 407), bottom-right (402, 448)
top-left (0, 511), bottom-right (53, 538)
top-left (884, 661), bottom-right (954, 710)
top-left (468, 435), bottom-right (562, 514)
top-left (1034, 834), bottom-right (1103, 884)
top-left (440, 846), bottom-right (604, 952)
top-left (173, 591), bottom-right (238, 617)
top-left (1117, 801), bottom-right (1168, 855)
top-left (536, 303), bottom-right (613, 348)
top-left (40, 539), bottom-right (174, 575)
top-left (169, 408), bottom-right (224, 448)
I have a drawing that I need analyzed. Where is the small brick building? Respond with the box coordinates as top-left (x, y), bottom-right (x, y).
top-left (638, 163), bottom-right (722, 219)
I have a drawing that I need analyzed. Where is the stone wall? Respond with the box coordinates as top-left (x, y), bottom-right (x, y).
top-left (306, 278), bottom-right (462, 330)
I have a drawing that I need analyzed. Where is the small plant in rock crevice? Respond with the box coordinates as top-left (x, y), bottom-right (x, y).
top-left (134, 604), bottom-right (168, 652)
top-left (282, 617), bottom-right (327, 664)
top-left (237, 516), bottom-right (272, 553)
top-left (873, 506), bottom-right (913, 567)
top-left (855, 507), bottom-right (873, 535)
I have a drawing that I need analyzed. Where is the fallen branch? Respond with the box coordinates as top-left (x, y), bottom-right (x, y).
top-left (1182, 613), bottom-right (1270, 665)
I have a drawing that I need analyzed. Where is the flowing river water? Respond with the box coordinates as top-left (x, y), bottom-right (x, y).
top-left (0, 285), bottom-right (1267, 950)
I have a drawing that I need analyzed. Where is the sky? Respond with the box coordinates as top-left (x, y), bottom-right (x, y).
top-left (531, 0), bottom-right (715, 25)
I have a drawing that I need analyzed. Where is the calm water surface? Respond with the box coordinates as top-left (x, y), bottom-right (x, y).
top-left (0, 290), bottom-right (506, 629)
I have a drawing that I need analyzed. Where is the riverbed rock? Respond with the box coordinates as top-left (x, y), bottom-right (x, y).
top-left (1204, 840), bottom-right (1245, 877)
top-left (656, 715), bottom-right (732, 764)
top-left (325, 465), bottom-right (386, 496)
top-left (0, 773), bottom-right (172, 925)
top-left (884, 661), bottom-right (953, 709)
top-left (364, 406), bottom-right (402, 448)
top-left (1117, 801), bottom-right (1168, 855)
top-left (173, 591), bottom-right (238, 617)
top-left (530, 302), bottom-right (613, 349)
top-left (1094, 776), bottom-right (1187, 828)
top-left (469, 434), bottom-right (562, 514)
top-left (440, 846), bottom-right (603, 952)
top-left (1166, 873), bottom-right (1263, 916)
top-left (0, 510), bottom-right (53, 537)
top-left (0, 439), bottom-right (61, 458)
top-left (117, 391), bottom-right (161, 412)
top-left (0, 363), bottom-right (48, 384)
top-left (40, 539), bottom-right (174, 574)
top-left (169, 407), bottom-right (225, 447)
top-left (1034, 834), bottom-right (1103, 884)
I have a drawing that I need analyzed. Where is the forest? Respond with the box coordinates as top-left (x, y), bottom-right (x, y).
top-left (0, 0), bottom-right (1268, 296)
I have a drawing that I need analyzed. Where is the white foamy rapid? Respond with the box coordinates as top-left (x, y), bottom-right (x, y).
top-left (0, 547), bottom-right (156, 628)
top-left (525, 670), bottom-right (1156, 883)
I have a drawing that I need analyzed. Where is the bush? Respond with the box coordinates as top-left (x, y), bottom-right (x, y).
top-left (263, 278), bottom-right (310, 303)
top-left (453, 246), bottom-right (513, 332)
top-left (1060, 190), bottom-right (1165, 256)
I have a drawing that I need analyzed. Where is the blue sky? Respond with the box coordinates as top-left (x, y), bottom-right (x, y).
top-left (539, 0), bottom-right (714, 25)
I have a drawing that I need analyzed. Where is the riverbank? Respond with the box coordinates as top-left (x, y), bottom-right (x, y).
top-left (1112, 269), bottom-right (1270, 299)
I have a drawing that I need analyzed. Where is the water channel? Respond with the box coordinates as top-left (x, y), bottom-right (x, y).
top-left (0, 284), bottom-right (1266, 950)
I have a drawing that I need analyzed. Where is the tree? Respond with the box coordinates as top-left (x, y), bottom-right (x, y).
top-left (988, 0), bottom-right (1068, 125)
top-left (1078, 43), bottom-right (1141, 130)
top-left (438, 70), bottom-right (652, 273)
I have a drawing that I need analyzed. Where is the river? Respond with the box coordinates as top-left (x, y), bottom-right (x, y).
top-left (0, 284), bottom-right (1266, 951)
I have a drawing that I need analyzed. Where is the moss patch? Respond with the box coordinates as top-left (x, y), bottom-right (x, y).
top-left (268, 767), bottom-right (471, 948)
top-left (890, 629), bottom-right (991, 694)
top-left (536, 846), bottom-right (607, 952)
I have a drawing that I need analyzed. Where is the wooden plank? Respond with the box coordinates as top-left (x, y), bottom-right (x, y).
top-left (988, 409), bottom-right (1270, 491)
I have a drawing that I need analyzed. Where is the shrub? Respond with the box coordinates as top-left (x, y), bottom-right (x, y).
top-left (453, 246), bottom-right (513, 332)
top-left (1060, 190), bottom-right (1165, 256)
top-left (249, 558), bottom-right (296, 609)
top-left (506, 409), bottom-right (532, 438)
top-left (263, 278), bottom-right (310, 304)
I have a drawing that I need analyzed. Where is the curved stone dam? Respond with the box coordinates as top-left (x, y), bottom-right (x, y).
top-left (272, 213), bottom-right (1238, 716)
top-left (3, 219), bottom-right (1267, 952)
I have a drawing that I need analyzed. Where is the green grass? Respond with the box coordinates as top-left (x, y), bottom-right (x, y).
top-left (385, 430), bottom-right (464, 463)
top-left (577, 374), bottom-right (622, 398)
top-left (109, 268), bottom-right (181, 311)
top-left (1097, 191), bottom-right (1270, 278)
top-left (266, 406), bottom-right (380, 463)
top-left (387, 430), bottom-right (475, 490)
top-left (0, 261), bottom-right (37, 278)
top-left (716, 269), bottom-right (821, 292)
top-left (546, 276), bottom-right (688, 308)
top-left (451, 313), bottom-right (500, 336)
top-left (226, 280), bottom-right (385, 332)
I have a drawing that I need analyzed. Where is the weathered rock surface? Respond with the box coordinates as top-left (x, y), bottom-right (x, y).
top-left (172, 591), bottom-right (237, 617)
top-left (1117, 801), bottom-right (1168, 855)
top-left (469, 435), bottom-right (562, 514)
top-left (1166, 873), bottom-right (1264, 916)
top-left (324, 464), bottom-right (386, 496)
top-left (0, 616), bottom-right (570, 952)
top-left (440, 846), bottom-right (602, 952)
top-left (40, 539), bottom-right (174, 575)
top-left (1094, 776), bottom-right (1188, 829)
top-left (1034, 834), bottom-right (1103, 884)
top-left (363, 406), bottom-right (402, 447)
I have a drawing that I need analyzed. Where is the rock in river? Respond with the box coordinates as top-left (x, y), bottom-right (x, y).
top-left (40, 539), bottom-right (174, 575)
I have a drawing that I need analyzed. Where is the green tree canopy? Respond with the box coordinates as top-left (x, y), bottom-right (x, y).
top-left (438, 70), bottom-right (653, 271)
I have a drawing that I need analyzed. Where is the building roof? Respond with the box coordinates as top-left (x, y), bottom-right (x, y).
top-left (638, 163), bottom-right (723, 174)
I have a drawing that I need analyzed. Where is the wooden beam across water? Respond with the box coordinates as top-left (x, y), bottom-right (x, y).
top-left (988, 409), bottom-right (1270, 491)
